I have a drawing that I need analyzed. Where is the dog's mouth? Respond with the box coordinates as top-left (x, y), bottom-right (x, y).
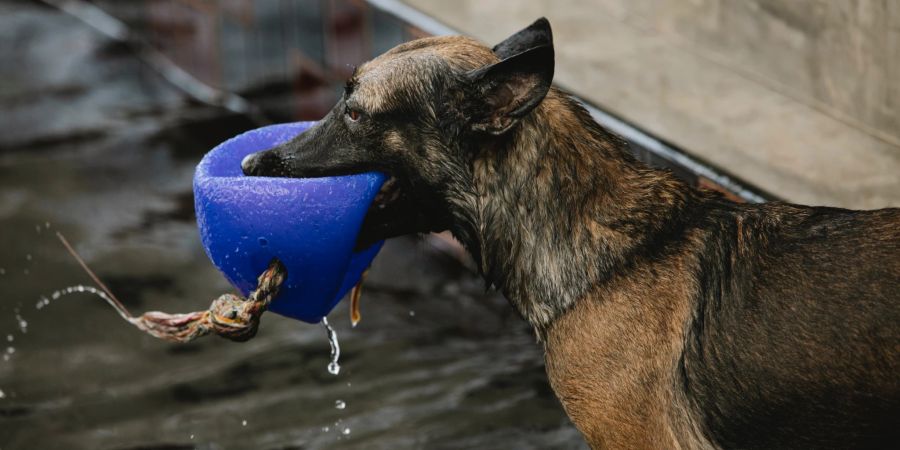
top-left (354, 175), bottom-right (440, 250)
top-left (241, 148), bottom-right (443, 248)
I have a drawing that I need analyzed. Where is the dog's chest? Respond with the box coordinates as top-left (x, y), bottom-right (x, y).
top-left (542, 259), bottom-right (704, 449)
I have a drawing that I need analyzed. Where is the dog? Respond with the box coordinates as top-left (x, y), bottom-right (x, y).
top-left (241, 18), bottom-right (900, 449)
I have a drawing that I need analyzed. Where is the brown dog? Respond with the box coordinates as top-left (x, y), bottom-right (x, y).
top-left (242, 18), bottom-right (900, 449)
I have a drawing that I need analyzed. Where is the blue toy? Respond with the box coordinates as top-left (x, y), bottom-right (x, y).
top-left (193, 121), bottom-right (386, 323)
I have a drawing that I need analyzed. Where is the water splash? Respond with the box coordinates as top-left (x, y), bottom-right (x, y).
top-left (321, 317), bottom-right (340, 375)
top-left (53, 232), bottom-right (133, 323)
top-left (15, 314), bottom-right (27, 334)
top-left (46, 285), bottom-right (131, 321)
top-left (35, 297), bottom-right (50, 310)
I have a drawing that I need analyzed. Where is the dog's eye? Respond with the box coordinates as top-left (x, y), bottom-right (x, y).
top-left (347, 108), bottom-right (361, 122)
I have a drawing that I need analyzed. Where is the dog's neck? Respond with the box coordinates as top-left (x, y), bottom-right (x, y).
top-left (450, 89), bottom-right (695, 337)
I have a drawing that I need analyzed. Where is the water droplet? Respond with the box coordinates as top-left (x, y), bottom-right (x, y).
top-left (5, 335), bottom-right (12, 343)
top-left (0, 268), bottom-right (5, 275)
top-left (322, 317), bottom-right (340, 375)
top-left (25, 254), bottom-right (32, 261)
top-left (47, 285), bottom-right (113, 306)
top-left (35, 225), bottom-right (41, 234)
top-left (189, 434), bottom-right (195, 440)
top-left (346, 382), bottom-right (351, 387)
top-left (2, 355), bottom-right (9, 362)
top-left (0, 389), bottom-right (5, 399)
top-left (342, 427), bottom-right (351, 436)
top-left (15, 315), bottom-right (27, 333)
top-left (6, 347), bottom-right (14, 355)
top-left (23, 269), bottom-right (29, 275)
top-left (335, 400), bottom-right (346, 410)
top-left (321, 426), bottom-right (330, 432)
top-left (44, 221), bottom-right (50, 229)
top-left (409, 310), bottom-right (416, 317)
top-left (241, 419), bottom-right (247, 426)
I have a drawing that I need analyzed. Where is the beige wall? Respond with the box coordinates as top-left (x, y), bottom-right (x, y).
top-left (608, 0), bottom-right (900, 146)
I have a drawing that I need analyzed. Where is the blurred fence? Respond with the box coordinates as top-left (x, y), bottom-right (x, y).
top-left (93, 0), bottom-right (426, 121)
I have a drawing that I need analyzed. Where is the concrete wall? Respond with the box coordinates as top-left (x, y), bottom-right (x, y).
top-left (609, 0), bottom-right (900, 146)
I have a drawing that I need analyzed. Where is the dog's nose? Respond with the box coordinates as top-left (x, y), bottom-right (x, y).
top-left (241, 153), bottom-right (258, 176)
top-left (242, 151), bottom-right (288, 177)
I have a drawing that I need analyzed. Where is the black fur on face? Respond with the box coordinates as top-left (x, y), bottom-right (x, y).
top-left (240, 19), bottom-right (555, 249)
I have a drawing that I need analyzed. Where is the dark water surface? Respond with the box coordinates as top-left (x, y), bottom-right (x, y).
top-left (0, 2), bottom-right (585, 449)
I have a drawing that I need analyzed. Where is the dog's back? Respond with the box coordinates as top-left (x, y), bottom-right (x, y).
top-left (545, 201), bottom-right (900, 448)
top-left (682, 201), bottom-right (900, 448)
top-left (546, 200), bottom-right (899, 449)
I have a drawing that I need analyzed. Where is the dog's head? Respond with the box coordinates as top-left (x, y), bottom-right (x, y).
top-left (241, 19), bottom-right (554, 247)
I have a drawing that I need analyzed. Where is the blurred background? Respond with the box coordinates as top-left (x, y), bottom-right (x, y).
top-left (0, 1), bottom-right (896, 449)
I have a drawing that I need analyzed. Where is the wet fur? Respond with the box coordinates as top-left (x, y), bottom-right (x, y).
top-left (470, 88), bottom-right (900, 448)
top-left (243, 22), bottom-right (900, 449)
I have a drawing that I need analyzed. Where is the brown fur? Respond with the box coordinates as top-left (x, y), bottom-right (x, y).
top-left (477, 90), bottom-right (716, 448)
top-left (545, 258), bottom-right (707, 448)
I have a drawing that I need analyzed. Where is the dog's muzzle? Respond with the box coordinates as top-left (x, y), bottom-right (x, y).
top-left (241, 151), bottom-right (286, 177)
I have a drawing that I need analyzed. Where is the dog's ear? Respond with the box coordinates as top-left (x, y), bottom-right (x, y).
top-left (466, 18), bottom-right (554, 135)
top-left (466, 40), bottom-right (555, 135)
top-left (492, 17), bottom-right (552, 60)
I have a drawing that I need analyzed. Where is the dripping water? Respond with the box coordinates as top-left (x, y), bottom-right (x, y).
top-left (321, 317), bottom-right (340, 375)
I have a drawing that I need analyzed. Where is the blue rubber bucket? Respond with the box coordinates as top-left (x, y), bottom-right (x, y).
top-left (193, 121), bottom-right (385, 323)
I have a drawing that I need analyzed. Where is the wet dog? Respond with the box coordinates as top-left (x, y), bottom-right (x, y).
top-left (242, 18), bottom-right (900, 449)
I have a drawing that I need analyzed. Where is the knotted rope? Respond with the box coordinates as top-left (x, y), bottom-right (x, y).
top-left (132, 259), bottom-right (286, 342)
top-left (57, 232), bottom-right (286, 343)
top-left (57, 232), bottom-right (367, 342)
